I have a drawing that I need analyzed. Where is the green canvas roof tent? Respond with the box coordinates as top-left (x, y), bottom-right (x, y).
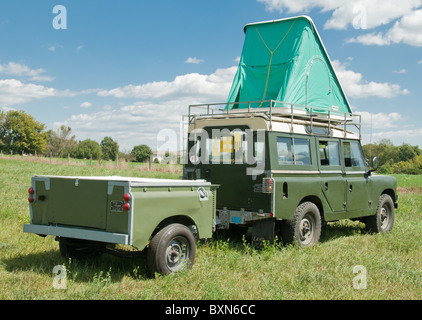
top-left (226, 16), bottom-right (352, 115)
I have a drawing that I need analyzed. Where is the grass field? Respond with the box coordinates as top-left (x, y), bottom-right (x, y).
top-left (0, 157), bottom-right (421, 300)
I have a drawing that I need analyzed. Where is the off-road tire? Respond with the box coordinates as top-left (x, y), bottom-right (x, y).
top-left (147, 223), bottom-right (196, 275)
top-left (281, 202), bottom-right (322, 247)
top-left (363, 194), bottom-right (395, 233)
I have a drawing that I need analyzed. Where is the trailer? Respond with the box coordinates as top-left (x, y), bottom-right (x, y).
top-left (24, 175), bottom-right (216, 275)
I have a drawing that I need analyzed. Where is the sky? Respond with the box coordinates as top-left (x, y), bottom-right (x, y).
top-left (0, 0), bottom-right (421, 153)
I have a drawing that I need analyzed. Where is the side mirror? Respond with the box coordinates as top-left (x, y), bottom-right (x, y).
top-left (366, 156), bottom-right (379, 177)
top-left (372, 156), bottom-right (379, 170)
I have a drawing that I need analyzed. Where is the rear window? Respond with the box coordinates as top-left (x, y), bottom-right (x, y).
top-left (191, 129), bottom-right (265, 165)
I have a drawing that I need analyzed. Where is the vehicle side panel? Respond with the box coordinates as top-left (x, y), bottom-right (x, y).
top-left (130, 185), bottom-right (215, 250)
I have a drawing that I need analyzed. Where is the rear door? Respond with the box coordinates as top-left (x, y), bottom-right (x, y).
top-left (196, 126), bottom-right (269, 211)
top-left (48, 178), bottom-right (108, 229)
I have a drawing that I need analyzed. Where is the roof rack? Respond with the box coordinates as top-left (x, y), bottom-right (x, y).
top-left (187, 100), bottom-right (361, 139)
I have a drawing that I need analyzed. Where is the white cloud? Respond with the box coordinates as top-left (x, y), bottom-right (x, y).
top-left (257, 0), bottom-right (422, 29)
top-left (0, 79), bottom-right (56, 105)
top-left (98, 66), bottom-right (236, 102)
top-left (356, 111), bottom-right (403, 129)
top-left (258, 0), bottom-right (422, 47)
top-left (0, 62), bottom-right (53, 82)
top-left (347, 9), bottom-right (422, 46)
top-left (48, 43), bottom-right (64, 52)
top-left (346, 32), bottom-right (391, 46)
top-left (356, 111), bottom-right (422, 147)
top-left (361, 127), bottom-right (422, 147)
top-left (332, 60), bottom-right (410, 98)
top-left (418, 59), bottom-right (422, 64)
top-left (393, 69), bottom-right (407, 74)
top-left (185, 57), bottom-right (204, 64)
top-left (0, 79), bottom-right (74, 106)
top-left (80, 101), bottom-right (92, 108)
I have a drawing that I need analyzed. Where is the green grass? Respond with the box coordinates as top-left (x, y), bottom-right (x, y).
top-left (0, 158), bottom-right (421, 299)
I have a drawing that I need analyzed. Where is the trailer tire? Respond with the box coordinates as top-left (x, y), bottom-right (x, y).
top-left (147, 223), bottom-right (196, 275)
top-left (281, 202), bottom-right (321, 247)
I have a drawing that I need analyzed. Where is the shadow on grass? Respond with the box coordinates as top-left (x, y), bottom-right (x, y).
top-left (320, 220), bottom-right (367, 243)
top-left (3, 249), bottom-right (151, 282)
top-left (207, 219), bottom-right (368, 250)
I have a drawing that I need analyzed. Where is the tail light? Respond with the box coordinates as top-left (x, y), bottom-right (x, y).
top-left (262, 178), bottom-right (274, 193)
top-left (28, 187), bottom-right (34, 203)
top-left (122, 193), bottom-right (131, 211)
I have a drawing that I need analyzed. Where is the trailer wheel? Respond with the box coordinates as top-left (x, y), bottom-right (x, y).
top-left (281, 202), bottom-right (321, 247)
top-left (363, 194), bottom-right (395, 233)
top-left (147, 223), bottom-right (196, 275)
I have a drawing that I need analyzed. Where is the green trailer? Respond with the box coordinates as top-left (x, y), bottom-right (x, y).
top-left (24, 175), bottom-right (217, 275)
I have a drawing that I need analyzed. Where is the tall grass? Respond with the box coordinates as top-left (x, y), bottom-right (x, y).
top-left (0, 159), bottom-right (421, 300)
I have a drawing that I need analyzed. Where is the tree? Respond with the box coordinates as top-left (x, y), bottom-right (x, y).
top-left (131, 144), bottom-right (152, 162)
top-left (101, 136), bottom-right (119, 161)
top-left (0, 110), bottom-right (47, 154)
top-left (73, 139), bottom-right (102, 160)
top-left (46, 125), bottom-right (77, 157)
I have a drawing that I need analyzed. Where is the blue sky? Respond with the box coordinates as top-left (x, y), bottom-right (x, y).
top-left (0, 0), bottom-right (421, 152)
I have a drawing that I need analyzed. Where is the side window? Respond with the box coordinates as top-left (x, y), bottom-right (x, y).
top-left (319, 140), bottom-right (340, 166)
top-left (343, 141), bottom-right (365, 168)
top-left (277, 137), bottom-right (294, 164)
top-left (277, 137), bottom-right (311, 165)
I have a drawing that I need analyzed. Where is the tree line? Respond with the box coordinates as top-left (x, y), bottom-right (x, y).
top-left (0, 110), bottom-right (153, 163)
top-left (362, 139), bottom-right (422, 175)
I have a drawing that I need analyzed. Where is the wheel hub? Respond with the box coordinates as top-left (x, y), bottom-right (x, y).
top-left (380, 207), bottom-right (389, 228)
top-left (165, 238), bottom-right (188, 272)
top-left (299, 218), bottom-right (313, 243)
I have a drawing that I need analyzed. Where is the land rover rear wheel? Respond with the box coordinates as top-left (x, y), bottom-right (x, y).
top-left (281, 202), bottom-right (322, 247)
top-left (147, 223), bottom-right (196, 275)
top-left (363, 194), bottom-right (395, 233)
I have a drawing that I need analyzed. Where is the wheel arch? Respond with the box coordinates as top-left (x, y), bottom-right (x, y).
top-left (153, 215), bottom-right (198, 237)
top-left (381, 188), bottom-right (396, 201)
top-left (298, 195), bottom-right (324, 221)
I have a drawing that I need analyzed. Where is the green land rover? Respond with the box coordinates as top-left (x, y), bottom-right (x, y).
top-left (183, 101), bottom-right (398, 247)
top-left (183, 15), bottom-right (398, 247)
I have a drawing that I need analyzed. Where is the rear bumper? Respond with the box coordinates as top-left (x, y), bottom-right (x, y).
top-left (23, 224), bottom-right (129, 245)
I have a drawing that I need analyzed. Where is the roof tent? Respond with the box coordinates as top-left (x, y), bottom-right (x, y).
top-left (226, 16), bottom-right (351, 114)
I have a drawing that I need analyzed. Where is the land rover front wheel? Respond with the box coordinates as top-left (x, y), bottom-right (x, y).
top-left (147, 223), bottom-right (196, 275)
top-left (363, 194), bottom-right (395, 233)
top-left (281, 202), bottom-right (322, 247)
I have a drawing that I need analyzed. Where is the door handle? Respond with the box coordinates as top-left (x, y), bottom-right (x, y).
top-left (349, 184), bottom-right (353, 192)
